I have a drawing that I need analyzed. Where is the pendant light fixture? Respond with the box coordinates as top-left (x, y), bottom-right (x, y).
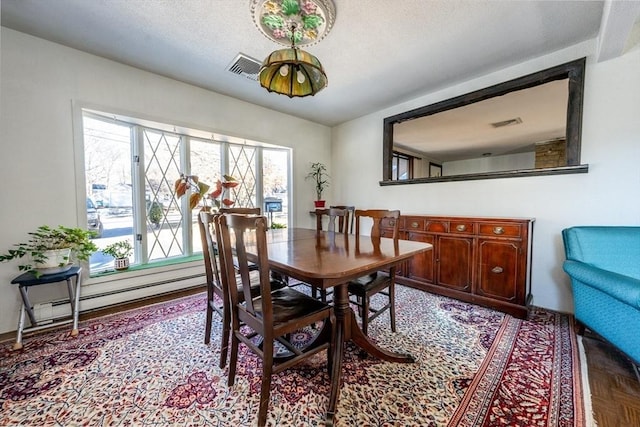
top-left (251, 0), bottom-right (335, 98)
top-left (259, 24), bottom-right (327, 97)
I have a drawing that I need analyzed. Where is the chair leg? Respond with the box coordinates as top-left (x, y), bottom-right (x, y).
top-left (320, 289), bottom-right (327, 303)
top-left (362, 295), bottom-right (370, 336)
top-left (389, 284), bottom-right (396, 333)
top-left (227, 333), bottom-right (239, 387)
top-left (204, 303), bottom-right (213, 345)
top-left (258, 339), bottom-right (274, 427)
top-left (220, 306), bottom-right (231, 369)
top-left (327, 317), bottom-right (335, 374)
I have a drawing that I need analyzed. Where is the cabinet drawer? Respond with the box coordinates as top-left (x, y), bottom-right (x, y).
top-left (450, 221), bottom-right (475, 234)
top-left (478, 222), bottom-right (521, 238)
top-left (425, 220), bottom-right (448, 233)
top-left (381, 216), bottom-right (402, 230)
top-left (404, 217), bottom-right (426, 231)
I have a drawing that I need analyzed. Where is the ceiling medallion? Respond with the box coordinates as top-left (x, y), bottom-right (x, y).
top-left (251, 0), bottom-right (336, 47)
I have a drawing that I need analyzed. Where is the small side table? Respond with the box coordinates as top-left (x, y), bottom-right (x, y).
top-left (10, 266), bottom-right (82, 350)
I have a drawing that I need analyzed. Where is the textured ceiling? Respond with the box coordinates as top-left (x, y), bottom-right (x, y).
top-left (0, 0), bottom-right (631, 127)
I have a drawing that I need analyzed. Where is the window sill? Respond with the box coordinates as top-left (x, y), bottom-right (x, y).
top-left (86, 255), bottom-right (203, 285)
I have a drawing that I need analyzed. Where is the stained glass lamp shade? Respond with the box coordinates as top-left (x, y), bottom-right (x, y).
top-left (259, 47), bottom-right (327, 97)
top-left (252, 0), bottom-right (335, 97)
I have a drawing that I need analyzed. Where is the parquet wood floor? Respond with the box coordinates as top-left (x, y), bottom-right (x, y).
top-left (581, 331), bottom-right (640, 427)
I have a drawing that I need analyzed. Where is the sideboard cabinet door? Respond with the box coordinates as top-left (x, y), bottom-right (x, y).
top-left (407, 232), bottom-right (435, 284)
top-left (476, 239), bottom-right (521, 303)
top-left (437, 235), bottom-right (473, 292)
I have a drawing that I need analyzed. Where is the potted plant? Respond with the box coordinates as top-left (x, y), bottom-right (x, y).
top-left (101, 240), bottom-right (133, 271)
top-left (0, 225), bottom-right (98, 277)
top-left (175, 173), bottom-right (238, 210)
top-left (305, 162), bottom-right (330, 208)
top-left (148, 201), bottom-right (164, 228)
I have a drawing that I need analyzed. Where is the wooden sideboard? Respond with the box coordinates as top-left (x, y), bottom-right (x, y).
top-left (381, 215), bottom-right (534, 318)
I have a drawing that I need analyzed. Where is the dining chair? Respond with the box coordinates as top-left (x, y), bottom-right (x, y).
top-left (198, 210), bottom-right (234, 368)
top-left (198, 209), bottom-right (282, 368)
top-left (218, 213), bottom-right (334, 427)
top-left (329, 205), bottom-right (355, 234)
top-left (310, 207), bottom-right (350, 302)
top-left (348, 209), bottom-right (401, 335)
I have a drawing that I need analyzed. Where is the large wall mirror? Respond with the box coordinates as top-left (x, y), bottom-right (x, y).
top-left (381, 58), bottom-right (588, 185)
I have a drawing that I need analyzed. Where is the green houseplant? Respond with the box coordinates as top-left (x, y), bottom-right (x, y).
top-left (101, 240), bottom-right (133, 271)
top-left (305, 162), bottom-right (330, 208)
top-left (0, 225), bottom-right (98, 277)
top-left (148, 201), bottom-right (164, 228)
top-left (175, 173), bottom-right (238, 210)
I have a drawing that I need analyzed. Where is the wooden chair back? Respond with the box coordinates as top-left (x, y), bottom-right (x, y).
top-left (354, 209), bottom-right (400, 240)
top-left (217, 214), bottom-right (272, 319)
top-left (315, 208), bottom-right (349, 233)
top-left (220, 207), bottom-right (261, 215)
top-left (330, 205), bottom-right (355, 234)
top-left (199, 210), bottom-right (222, 299)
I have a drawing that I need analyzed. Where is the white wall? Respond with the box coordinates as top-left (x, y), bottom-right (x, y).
top-left (332, 41), bottom-right (640, 314)
top-left (2, 28), bottom-right (638, 337)
top-left (444, 151), bottom-right (535, 175)
top-left (0, 28), bottom-right (331, 335)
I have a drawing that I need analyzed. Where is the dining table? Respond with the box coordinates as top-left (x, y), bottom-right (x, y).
top-left (252, 227), bottom-right (432, 425)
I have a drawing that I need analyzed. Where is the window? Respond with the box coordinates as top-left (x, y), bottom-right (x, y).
top-left (82, 110), bottom-right (291, 275)
top-left (392, 151), bottom-right (414, 180)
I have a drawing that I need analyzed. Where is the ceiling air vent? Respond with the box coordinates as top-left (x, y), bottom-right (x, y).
top-left (226, 53), bottom-right (262, 81)
top-left (491, 117), bottom-right (523, 128)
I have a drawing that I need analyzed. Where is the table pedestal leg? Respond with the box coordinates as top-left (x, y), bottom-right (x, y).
top-left (326, 285), bottom-right (347, 426)
top-left (326, 283), bottom-right (416, 424)
top-left (349, 312), bottom-right (415, 363)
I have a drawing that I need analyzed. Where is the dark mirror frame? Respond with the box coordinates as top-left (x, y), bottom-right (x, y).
top-left (381, 57), bottom-right (588, 185)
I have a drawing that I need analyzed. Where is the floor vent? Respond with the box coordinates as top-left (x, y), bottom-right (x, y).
top-left (227, 53), bottom-right (262, 81)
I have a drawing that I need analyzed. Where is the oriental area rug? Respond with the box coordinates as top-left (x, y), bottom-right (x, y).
top-left (0, 286), bottom-right (587, 426)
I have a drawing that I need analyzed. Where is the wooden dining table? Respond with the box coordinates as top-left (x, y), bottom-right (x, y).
top-left (252, 228), bottom-right (432, 425)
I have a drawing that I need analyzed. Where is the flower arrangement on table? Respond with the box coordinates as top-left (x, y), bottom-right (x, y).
top-left (174, 173), bottom-right (239, 210)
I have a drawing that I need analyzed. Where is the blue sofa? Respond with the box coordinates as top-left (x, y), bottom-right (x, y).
top-left (562, 226), bottom-right (640, 366)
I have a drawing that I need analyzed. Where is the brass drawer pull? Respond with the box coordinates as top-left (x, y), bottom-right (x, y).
top-left (491, 266), bottom-right (504, 274)
top-left (456, 224), bottom-right (466, 232)
top-left (411, 221), bottom-right (419, 228)
top-left (493, 227), bottom-right (504, 235)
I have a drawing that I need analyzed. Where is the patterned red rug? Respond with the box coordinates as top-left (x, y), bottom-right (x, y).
top-left (0, 286), bottom-right (586, 426)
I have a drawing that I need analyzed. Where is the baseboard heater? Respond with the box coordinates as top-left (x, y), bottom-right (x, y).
top-left (48, 273), bottom-right (205, 310)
